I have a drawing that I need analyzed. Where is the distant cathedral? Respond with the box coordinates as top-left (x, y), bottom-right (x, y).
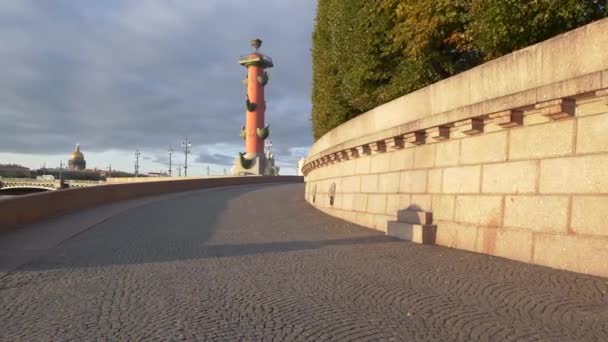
top-left (68, 144), bottom-right (86, 171)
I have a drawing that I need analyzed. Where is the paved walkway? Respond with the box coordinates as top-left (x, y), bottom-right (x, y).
top-left (0, 184), bottom-right (607, 341)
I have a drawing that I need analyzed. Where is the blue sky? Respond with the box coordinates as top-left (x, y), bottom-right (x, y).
top-left (0, 1), bottom-right (316, 175)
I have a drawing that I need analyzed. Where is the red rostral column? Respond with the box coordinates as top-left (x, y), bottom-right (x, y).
top-left (239, 38), bottom-right (273, 157)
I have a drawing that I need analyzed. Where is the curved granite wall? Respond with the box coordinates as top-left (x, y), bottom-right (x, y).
top-left (303, 19), bottom-right (608, 277)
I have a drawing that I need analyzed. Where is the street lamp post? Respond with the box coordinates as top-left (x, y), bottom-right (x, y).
top-left (168, 147), bottom-right (174, 177)
top-left (182, 138), bottom-right (191, 177)
top-left (59, 161), bottom-right (63, 181)
top-left (134, 149), bottom-right (141, 177)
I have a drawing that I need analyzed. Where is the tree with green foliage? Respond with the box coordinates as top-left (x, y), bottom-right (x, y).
top-left (311, 0), bottom-right (607, 140)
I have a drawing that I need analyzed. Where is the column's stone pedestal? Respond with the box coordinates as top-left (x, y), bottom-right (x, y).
top-left (232, 153), bottom-right (279, 176)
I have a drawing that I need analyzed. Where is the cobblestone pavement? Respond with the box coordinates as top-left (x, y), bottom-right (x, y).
top-left (1, 184), bottom-right (607, 341)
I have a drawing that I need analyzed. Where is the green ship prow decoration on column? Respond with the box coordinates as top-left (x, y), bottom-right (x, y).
top-left (257, 124), bottom-right (270, 139)
top-left (238, 152), bottom-right (254, 169)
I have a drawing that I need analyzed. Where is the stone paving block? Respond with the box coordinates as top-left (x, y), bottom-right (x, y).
top-left (576, 113), bottom-right (608, 153)
top-left (399, 170), bottom-right (427, 193)
top-left (435, 140), bottom-right (460, 167)
top-left (509, 120), bottom-right (574, 160)
top-left (377, 172), bottom-right (400, 193)
top-left (504, 196), bottom-right (569, 233)
top-left (455, 195), bottom-right (503, 226)
top-left (413, 144), bottom-right (436, 169)
top-left (534, 233), bottom-right (608, 277)
top-left (482, 161), bottom-right (538, 194)
top-left (460, 131), bottom-right (508, 164)
top-left (431, 195), bottom-right (455, 221)
top-left (540, 155), bottom-right (608, 193)
top-left (443, 166), bottom-right (481, 194)
top-left (428, 168), bottom-right (442, 193)
top-left (570, 196), bottom-right (608, 237)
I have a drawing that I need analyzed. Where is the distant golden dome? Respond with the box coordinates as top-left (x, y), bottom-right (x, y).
top-left (70, 151), bottom-right (84, 160)
top-left (68, 144), bottom-right (86, 171)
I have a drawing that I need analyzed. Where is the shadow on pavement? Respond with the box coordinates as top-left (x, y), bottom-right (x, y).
top-left (3, 183), bottom-right (393, 272)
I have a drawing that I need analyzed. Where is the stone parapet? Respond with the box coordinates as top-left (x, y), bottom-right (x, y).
top-left (1, 176), bottom-right (303, 232)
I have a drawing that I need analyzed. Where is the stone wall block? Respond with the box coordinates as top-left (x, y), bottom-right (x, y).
top-left (370, 153), bottom-right (393, 173)
top-left (428, 169), bottom-right (443, 193)
top-left (482, 161), bottom-right (538, 194)
top-left (476, 228), bottom-right (533, 263)
top-left (386, 194), bottom-right (411, 216)
top-left (377, 172), bottom-right (401, 193)
top-left (353, 194), bottom-right (368, 212)
top-left (509, 120), bottom-right (574, 159)
top-left (435, 140), bottom-right (460, 167)
top-left (576, 113), bottom-right (608, 154)
top-left (366, 194), bottom-right (388, 214)
top-left (570, 196), bottom-right (608, 237)
top-left (355, 156), bottom-right (372, 175)
top-left (360, 174), bottom-right (379, 193)
top-left (341, 176), bottom-right (361, 193)
top-left (460, 131), bottom-right (508, 164)
top-left (431, 195), bottom-right (455, 221)
top-left (455, 195), bottom-right (503, 226)
top-left (534, 234), bottom-right (608, 277)
top-left (399, 170), bottom-right (428, 193)
top-left (443, 166), bottom-right (481, 194)
top-left (414, 144), bottom-right (436, 169)
top-left (390, 148), bottom-right (414, 171)
top-left (411, 194), bottom-right (432, 212)
top-left (504, 196), bottom-right (569, 232)
top-left (540, 155), bottom-right (608, 193)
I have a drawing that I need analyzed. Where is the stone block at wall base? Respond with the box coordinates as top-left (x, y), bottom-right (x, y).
top-left (397, 209), bottom-right (433, 225)
top-left (476, 228), bottom-right (533, 263)
top-left (387, 221), bottom-right (437, 244)
top-left (533, 233), bottom-right (608, 277)
top-left (435, 221), bottom-right (478, 252)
